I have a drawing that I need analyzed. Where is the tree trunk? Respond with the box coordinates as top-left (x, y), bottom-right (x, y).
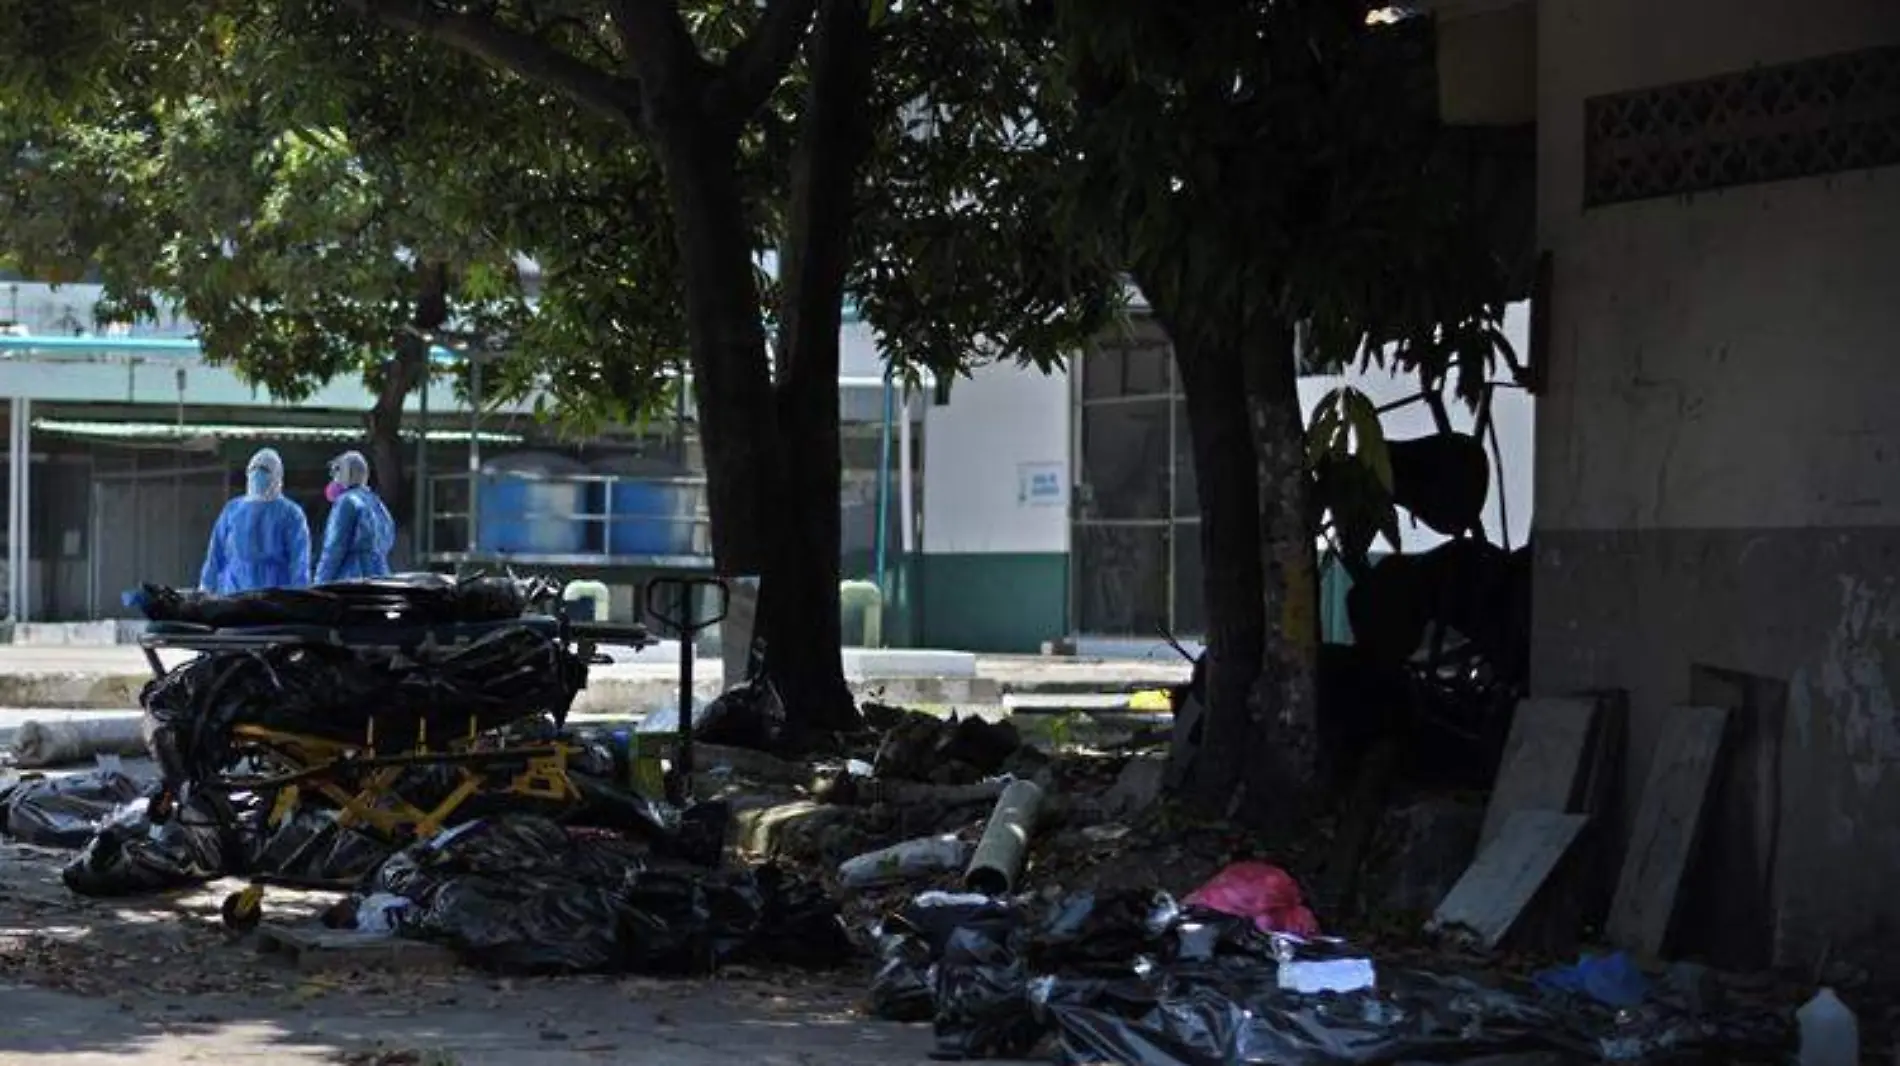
top-left (1170, 335), bottom-right (1267, 817)
top-left (642, 18), bottom-right (871, 738)
top-left (1242, 319), bottom-right (1321, 814)
top-left (650, 123), bottom-right (780, 579)
top-left (366, 261), bottom-right (450, 543)
top-left (757, 0), bottom-right (874, 740)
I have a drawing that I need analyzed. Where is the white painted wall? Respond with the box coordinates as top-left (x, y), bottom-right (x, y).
top-left (922, 361), bottom-right (1069, 554)
top-left (1300, 302), bottom-right (1535, 552)
top-left (1536, 0), bottom-right (1900, 533)
top-left (839, 321), bottom-right (884, 380)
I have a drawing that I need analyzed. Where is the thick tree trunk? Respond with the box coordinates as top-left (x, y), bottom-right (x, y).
top-left (1242, 319), bottom-right (1322, 814)
top-left (642, 4), bottom-right (871, 739)
top-left (1170, 335), bottom-right (1268, 817)
top-left (757, 0), bottom-right (873, 740)
top-left (1150, 293), bottom-right (1320, 824)
top-left (650, 125), bottom-right (780, 578)
top-left (366, 261), bottom-right (450, 543)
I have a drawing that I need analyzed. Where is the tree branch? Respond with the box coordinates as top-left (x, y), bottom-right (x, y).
top-left (343, 0), bottom-right (642, 131)
top-left (605, 0), bottom-right (711, 101)
top-left (711, 0), bottom-right (820, 124)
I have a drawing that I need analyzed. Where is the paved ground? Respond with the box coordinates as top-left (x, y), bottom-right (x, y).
top-left (0, 830), bottom-right (951, 1066)
top-left (1, 976), bottom-right (940, 1065)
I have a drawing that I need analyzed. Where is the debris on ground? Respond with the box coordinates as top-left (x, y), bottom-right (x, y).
top-left (0, 582), bottom-right (1858, 1065)
top-left (867, 883), bottom-right (1792, 1064)
top-left (1181, 861), bottom-right (1320, 936)
top-left (359, 815), bottom-right (851, 975)
top-left (839, 833), bottom-right (971, 889)
top-left (1, 767), bottom-right (145, 848)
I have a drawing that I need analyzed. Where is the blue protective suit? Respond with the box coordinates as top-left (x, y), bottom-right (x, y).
top-left (315, 486), bottom-right (396, 583)
top-left (200, 451), bottom-right (312, 595)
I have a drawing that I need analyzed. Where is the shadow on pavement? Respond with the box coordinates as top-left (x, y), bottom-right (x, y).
top-left (0, 842), bottom-right (938, 1065)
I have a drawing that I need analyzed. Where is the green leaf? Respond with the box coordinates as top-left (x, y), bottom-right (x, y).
top-left (1341, 387), bottom-right (1392, 492)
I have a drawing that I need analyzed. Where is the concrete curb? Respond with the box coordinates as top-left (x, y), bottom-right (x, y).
top-left (0, 672), bottom-right (150, 710)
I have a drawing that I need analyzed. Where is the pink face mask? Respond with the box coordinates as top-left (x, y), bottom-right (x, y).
top-left (325, 482), bottom-right (346, 503)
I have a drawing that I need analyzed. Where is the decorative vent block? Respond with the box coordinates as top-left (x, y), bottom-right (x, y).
top-left (1583, 44), bottom-right (1900, 207)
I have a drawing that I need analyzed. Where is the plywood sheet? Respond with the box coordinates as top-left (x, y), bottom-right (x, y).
top-left (1431, 810), bottom-right (1588, 950)
top-left (1606, 704), bottom-right (1731, 958)
top-left (1479, 697), bottom-right (1599, 850)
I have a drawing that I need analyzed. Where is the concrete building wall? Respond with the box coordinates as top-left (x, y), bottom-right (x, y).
top-left (1531, 0), bottom-right (1900, 966)
top-left (918, 361), bottom-right (1069, 652)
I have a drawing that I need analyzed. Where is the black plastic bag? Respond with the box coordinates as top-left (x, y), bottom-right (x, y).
top-left (867, 893), bottom-right (1018, 1025)
top-left (2, 770), bottom-right (145, 848)
top-left (931, 913), bottom-right (1043, 1061)
top-left (62, 793), bottom-right (234, 897)
top-left (370, 816), bottom-right (849, 976)
top-left (377, 818), bottom-right (642, 974)
top-left (142, 625), bottom-right (587, 780)
top-left (411, 874), bottom-right (629, 973)
top-left (1031, 965), bottom-right (1584, 1066)
top-left (640, 678), bottom-right (788, 753)
top-left (252, 810), bottom-right (393, 883)
top-left (1025, 889), bottom-right (1171, 974)
top-left (567, 775), bottom-right (727, 867)
top-left (745, 863), bottom-right (855, 970)
top-left (894, 893), bottom-right (1019, 957)
top-left (871, 933), bottom-right (938, 1022)
top-left (694, 678), bottom-right (788, 751)
top-left (615, 862), bottom-right (854, 976)
top-left (129, 574), bottom-right (529, 629)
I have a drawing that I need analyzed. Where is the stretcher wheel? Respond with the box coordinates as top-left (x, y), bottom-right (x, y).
top-left (221, 885), bottom-right (264, 933)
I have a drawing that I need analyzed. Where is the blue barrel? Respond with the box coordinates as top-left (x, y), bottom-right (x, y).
top-left (477, 453), bottom-right (590, 554)
top-left (605, 479), bottom-right (701, 555)
top-left (588, 456), bottom-right (703, 557)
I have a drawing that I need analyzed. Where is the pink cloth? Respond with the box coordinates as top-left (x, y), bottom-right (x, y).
top-left (1183, 861), bottom-right (1321, 936)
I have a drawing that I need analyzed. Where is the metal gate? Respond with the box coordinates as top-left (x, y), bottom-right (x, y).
top-left (1070, 317), bottom-right (1204, 639)
top-left (89, 459), bottom-right (233, 617)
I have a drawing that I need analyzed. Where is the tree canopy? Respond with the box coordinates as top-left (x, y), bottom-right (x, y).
top-left (0, 0), bottom-right (1121, 732)
top-left (0, 0), bottom-right (1117, 434)
top-left (1035, 0), bottom-right (1531, 815)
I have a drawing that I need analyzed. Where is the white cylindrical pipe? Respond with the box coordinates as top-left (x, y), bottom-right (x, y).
top-left (963, 779), bottom-right (1044, 895)
top-left (898, 389), bottom-right (915, 554)
top-left (13, 717), bottom-right (150, 768)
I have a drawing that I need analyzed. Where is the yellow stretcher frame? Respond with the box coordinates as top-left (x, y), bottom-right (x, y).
top-left (229, 721), bottom-right (584, 842)
top-left (136, 611), bottom-right (658, 932)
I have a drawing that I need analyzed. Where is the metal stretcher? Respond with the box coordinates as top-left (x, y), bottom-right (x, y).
top-left (137, 609), bottom-right (656, 930)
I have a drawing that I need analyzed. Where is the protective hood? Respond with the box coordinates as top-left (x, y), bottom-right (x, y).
top-left (245, 448), bottom-right (285, 501)
top-left (329, 450), bottom-right (371, 489)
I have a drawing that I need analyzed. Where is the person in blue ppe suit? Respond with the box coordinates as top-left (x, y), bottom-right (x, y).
top-left (199, 448), bottom-right (312, 595)
top-left (315, 450), bottom-right (396, 584)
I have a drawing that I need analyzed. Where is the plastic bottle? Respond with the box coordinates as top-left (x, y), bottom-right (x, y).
top-left (1797, 988), bottom-right (1858, 1066)
top-left (837, 834), bottom-right (971, 889)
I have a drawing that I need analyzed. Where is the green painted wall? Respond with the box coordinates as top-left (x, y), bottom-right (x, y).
top-left (918, 552), bottom-right (1067, 653)
top-left (841, 550), bottom-right (918, 647)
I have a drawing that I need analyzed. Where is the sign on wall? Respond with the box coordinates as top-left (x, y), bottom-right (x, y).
top-left (1017, 461), bottom-right (1066, 508)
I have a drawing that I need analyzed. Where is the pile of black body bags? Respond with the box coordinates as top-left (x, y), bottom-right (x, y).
top-left (3, 767), bottom-right (852, 979)
top-left (866, 890), bottom-right (1792, 1066)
